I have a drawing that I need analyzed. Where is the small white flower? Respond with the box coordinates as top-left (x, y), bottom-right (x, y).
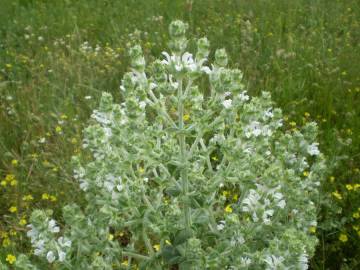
top-left (298, 253), bottom-right (309, 270)
top-left (240, 257), bottom-right (252, 266)
top-left (58, 250), bottom-right (66, 262)
top-left (222, 99), bottom-right (232, 109)
top-left (262, 209), bottom-right (274, 225)
top-left (85, 95), bottom-right (92, 100)
top-left (48, 219), bottom-right (60, 233)
top-left (39, 137), bottom-right (46, 143)
top-left (139, 101), bottom-right (147, 109)
top-left (217, 220), bottom-right (226, 231)
top-left (264, 255), bottom-right (285, 269)
top-left (46, 251), bottom-right (56, 263)
top-left (238, 91), bottom-right (249, 102)
top-left (307, 143), bottom-right (320, 156)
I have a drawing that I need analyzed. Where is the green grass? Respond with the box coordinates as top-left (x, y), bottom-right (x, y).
top-left (0, 0), bottom-right (359, 269)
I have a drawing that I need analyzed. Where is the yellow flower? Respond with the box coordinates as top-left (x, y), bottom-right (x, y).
top-left (5, 64), bottom-right (12, 69)
top-left (23, 194), bottom-right (34, 201)
top-left (5, 174), bottom-right (15, 182)
top-left (353, 212), bottom-right (360, 219)
top-left (138, 167), bottom-right (145, 174)
top-left (225, 205), bottom-right (233, 213)
top-left (19, 218), bottom-right (27, 226)
top-left (2, 238), bottom-right (11, 247)
top-left (60, 114), bottom-right (68, 120)
top-left (309, 226), bottom-right (317, 233)
top-left (303, 171), bottom-right (309, 177)
top-left (42, 193), bottom-right (49, 200)
top-left (165, 239), bottom-right (171, 245)
top-left (183, 114), bottom-right (190, 121)
top-left (332, 191), bottom-right (342, 200)
top-left (304, 112), bottom-right (310, 118)
top-left (6, 254), bottom-right (16, 265)
top-left (222, 190), bottom-right (230, 197)
top-left (339, 233), bottom-right (348, 242)
top-left (11, 159), bottom-right (18, 166)
top-left (329, 176), bottom-right (335, 183)
top-left (121, 260), bottom-right (129, 266)
top-left (153, 244), bottom-right (160, 252)
top-left (211, 156), bottom-right (218, 161)
top-left (50, 195), bottom-right (57, 202)
top-left (354, 183), bottom-right (360, 190)
top-left (10, 180), bottom-right (17, 186)
top-left (108, 234), bottom-right (114, 241)
top-left (1, 180), bottom-right (7, 187)
top-left (232, 194), bottom-right (239, 201)
top-left (9, 206), bottom-right (17, 213)
top-left (71, 138), bottom-right (77, 144)
top-left (55, 126), bottom-right (62, 133)
top-left (346, 184), bottom-right (353, 191)
top-left (289, 121), bottom-right (297, 127)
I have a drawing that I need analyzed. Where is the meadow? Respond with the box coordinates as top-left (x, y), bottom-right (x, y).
top-left (0, 0), bottom-right (359, 269)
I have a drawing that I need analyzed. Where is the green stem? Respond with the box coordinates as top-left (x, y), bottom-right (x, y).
top-left (122, 251), bottom-right (150, 261)
top-left (178, 78), bottom-right (191, 231)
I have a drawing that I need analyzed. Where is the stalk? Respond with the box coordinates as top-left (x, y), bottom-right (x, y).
top-left (178, 78), bottom-right (191, 231)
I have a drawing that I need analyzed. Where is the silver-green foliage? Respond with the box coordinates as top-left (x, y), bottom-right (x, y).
top-left (20, 20), bottom-right (326, 270)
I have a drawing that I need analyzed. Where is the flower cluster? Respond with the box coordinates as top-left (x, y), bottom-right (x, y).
top-left (21, 20), bottom-right (325, 269)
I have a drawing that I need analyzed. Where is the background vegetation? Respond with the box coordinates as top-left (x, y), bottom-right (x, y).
top-left (0, 0), bottom-right (359, 269)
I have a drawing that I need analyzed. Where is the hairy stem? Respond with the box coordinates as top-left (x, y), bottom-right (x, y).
top-left (178, 78), bottom-right (191, 231)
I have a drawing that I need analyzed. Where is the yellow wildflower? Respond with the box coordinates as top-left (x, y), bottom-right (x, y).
top-left (153, 244), bottom-right (160, 252)
top-left (55, 126), bottom-right (62, 133)
top-left (42, 193), bottom-right (49, 200)
top-left (346, 184), bottom-right (353, 191)
top-left (165, 240), bottom-right (171, 245)
top-left (11, 159), bottom-right (18, 166)
top-left (10, 180), bottom-right (17, 186)
top-left (5, 174), bottom-right (15, 182)
top-left (71, 138), bottom-right (77, 144)
top-left (108, 234), bottom-right (114, 241)
top-left (354, 184), bottom-right (360, 190)
top-left (50, 195), bottom-right (57, 202)
top-left (60, 114), bottom-right (68, 120)
top-left (138, 167), bottom-right (145, 174)
top-left (1, 180), bottom-right (7, 187)
top-left (332, 191), bottom-right (342, 200)
top-left (309, 226), bottom-right (317, 233)
top-left (6, 254), bottom-right (16, 265)
top-left (329, 176), bottom-right (335, 183)
top-left (19, 218), bottom-right (27, 226)
top-left (339, 233), bottom-right (348, 242)
top-left (211, 156), bottom-right (218, 161)
top-left (353, 225), bottom-right (359, 231)
top-left (289, 121), bottom-right (297, 127)
top-left (121, 260), bottom-right (129, 266)
top-left (304, 112), bottom-right (310, 118)
top-left (183, 114), bottom-right (190, 121)
top-left (2, 238), bottom-right (11, 247)
top-left (232, 194), bottom-right (239, 201)
top-left (225, 205), bottom-right (233, 213)
top-left (9, 206), bottom-right (17, 213)
top-left (23, 194), bottom-right (34, 201)
top-left (303, 171), bottom-right (309, 177)
top-left (353, 212), bottom-right (360, 219)
top-left (222, 190), bottom-right (230, 197)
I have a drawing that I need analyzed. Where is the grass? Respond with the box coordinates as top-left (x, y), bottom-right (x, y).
top-left (0, 0), bottom-right (359, 268)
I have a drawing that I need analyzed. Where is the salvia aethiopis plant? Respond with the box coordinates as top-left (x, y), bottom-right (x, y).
top-left (16, 20), bottom-right (326, 270)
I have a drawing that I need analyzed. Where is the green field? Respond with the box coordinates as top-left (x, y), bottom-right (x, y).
top-left (1, 0), bottom-right (359, 269)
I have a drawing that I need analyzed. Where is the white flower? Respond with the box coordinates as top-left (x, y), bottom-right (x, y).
top-left (240, 257), bottom-right (252, 266)
top-left (58, 237), bottom-right (72, 248)
top-left (238, 91), bottom-right (249, 102)
top-left (264, 255), bottom-right (285, 269)
top-left (85, 95), bottom-right (92, 100)
top-left (217, 220), bottom-right (226, 231)
top-left (39, 137), bottom-right (46, 143)
top-left (48, 219), bottom-right (60, 233)
top-left (222, 99), bottom-right (232, 109)
top-left (139, 101), bottom-right (147, 109)
top-left (298, 253), bottom-right (309, 270)
top-left (264, 108), bottom-right (274, 119)
top-left (277, 200), bottom-right (286, 209)
top-left (262, 209), bottom-right (274, 225)
top-left (307, 143), bottom-right (320, 156)
top-left (46, 251), bottom-right (56, 263)
top-left (58, 250), bottom-right (66, 262)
